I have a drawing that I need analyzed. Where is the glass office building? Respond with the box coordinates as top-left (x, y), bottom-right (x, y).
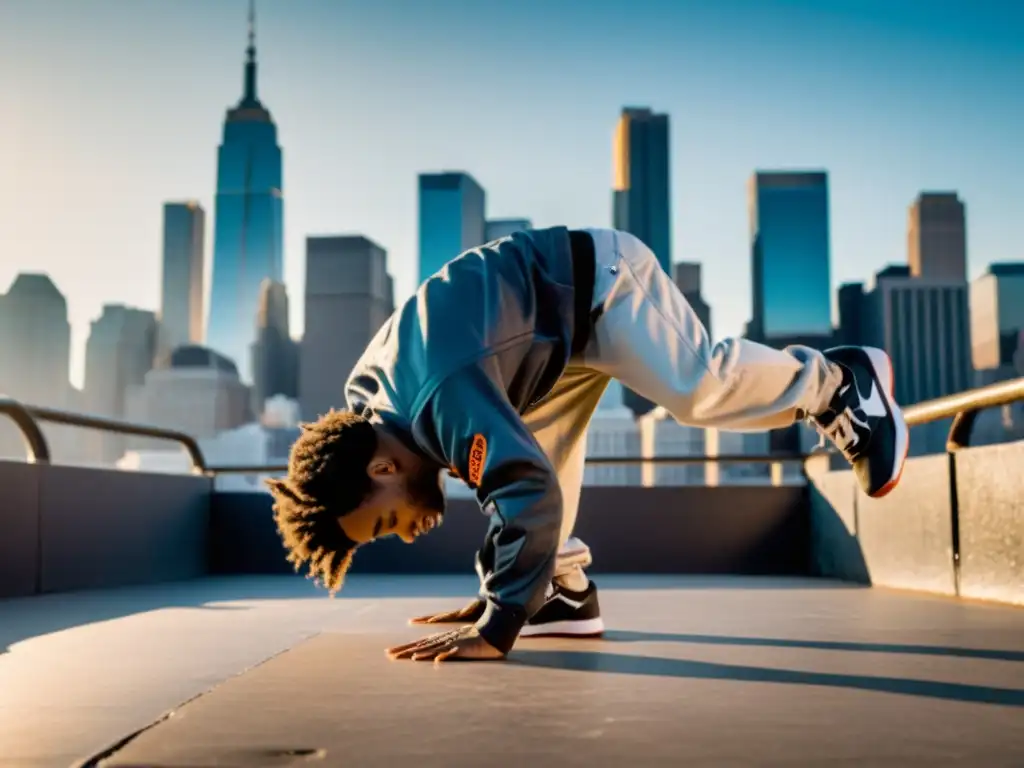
top-left (613, 107), bottom-right (671, 274)
top-left (749, 171), bottom-right (832, 340)
top-left (418, 172), bottom-right (486, 283)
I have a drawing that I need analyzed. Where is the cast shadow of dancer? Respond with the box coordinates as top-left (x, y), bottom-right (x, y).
top-left (510, 630), bottom-right (1024, 708)
top-left (600, 629), bottom-right (1024, 663)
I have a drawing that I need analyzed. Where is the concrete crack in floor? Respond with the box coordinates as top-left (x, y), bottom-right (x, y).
top-left (74, 630), bottom-right (324, 768)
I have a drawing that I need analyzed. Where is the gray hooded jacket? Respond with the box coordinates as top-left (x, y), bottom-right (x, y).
top-left (345, 226), bottom-right (588, 653)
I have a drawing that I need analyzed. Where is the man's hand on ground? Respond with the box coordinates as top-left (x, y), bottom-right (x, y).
top-left (386, 626), bottom-right (506, 663)
top-left (408, 598), bottom-right (486, 626)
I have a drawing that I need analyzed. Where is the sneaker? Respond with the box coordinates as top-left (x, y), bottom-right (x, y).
top-left (810, 346), bottom-right (909, 498)
top-left (519, 580), bottom-right (605, 638)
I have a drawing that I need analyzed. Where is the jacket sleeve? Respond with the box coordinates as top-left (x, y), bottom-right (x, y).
top-left (417, 359), bottom-right (563, 654)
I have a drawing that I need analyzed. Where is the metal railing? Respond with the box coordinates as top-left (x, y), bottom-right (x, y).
top-left (1, 376), bottom-right (1022, 478)
top-left (902, 376), bottom-right (1024, 451)
top-left (0, 397), bottom-right (208, 472)
top-left (210, 452), bottom-right (810, 477)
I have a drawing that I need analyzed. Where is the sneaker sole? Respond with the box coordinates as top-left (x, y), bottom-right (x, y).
top-left (862, 346), bottom-right (910, 498)
top-left (519, 617), bottom-right (606, 638)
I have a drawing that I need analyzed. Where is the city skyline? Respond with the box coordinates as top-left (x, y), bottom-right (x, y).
top-left (2, 0), bottom-right (1023, 387)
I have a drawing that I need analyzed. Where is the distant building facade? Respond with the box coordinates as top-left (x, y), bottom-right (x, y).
top-left (300, 236), bottom-right (393, 422)
top-left (418, 172), bottom-right (486, 282)
top-left (251, 279), bottom-right (298, 417)
top-left (160, 201), bottom-right (205, 354)
top-left (84, 304), bottom-right (158, 463)
top-left (125, 345), bottom-right (251, 452)
top-left (485, 218), bottom-right (532, 241)
top-left (908, 192), bottom-right (967, 282)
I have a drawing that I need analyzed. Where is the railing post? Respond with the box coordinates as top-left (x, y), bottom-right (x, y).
top-left (0, 396), bottom-right (52, 464)
top-left (946, 409), bottom-right (979, 451)
top-left (946, 449), bottom-right (963, 596)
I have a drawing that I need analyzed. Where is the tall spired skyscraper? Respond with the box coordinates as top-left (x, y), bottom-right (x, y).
top-left (207, 0), bottom-right (284, 382)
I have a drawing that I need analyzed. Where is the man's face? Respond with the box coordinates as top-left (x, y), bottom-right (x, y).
top-left (338, 459), bottom-right (447, 545)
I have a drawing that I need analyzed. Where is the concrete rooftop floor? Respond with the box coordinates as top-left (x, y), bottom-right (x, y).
top-left (1, 574), bottom-right (1023, 767)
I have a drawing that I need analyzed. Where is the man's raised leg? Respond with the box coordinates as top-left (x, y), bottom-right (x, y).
top-left (580, 228), bottom-right (909, 497)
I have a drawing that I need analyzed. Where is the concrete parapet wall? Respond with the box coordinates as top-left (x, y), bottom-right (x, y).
top-left (955, 441), bottom-right (1024, 606)
top-left (211, 485), bottom-right (811, 578)
top-left (807, 463), bottom-right (866, 583)
top-left (0, 461), bottom-right (40, 598)
top-left (855, 453), bottom-right (956, 595)
top-left (0, 460), bottom-right (211, 598)
top-left (809, 440), bottom-right (1023, 606)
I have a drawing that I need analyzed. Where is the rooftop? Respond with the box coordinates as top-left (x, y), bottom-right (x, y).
top-left (3, 574), bottom-right (1022, 766)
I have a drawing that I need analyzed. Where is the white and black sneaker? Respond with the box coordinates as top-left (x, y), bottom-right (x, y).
top-left (520, 580), bottom-right (605, 638)
top-left (810, 346), bottom-right (910, 498)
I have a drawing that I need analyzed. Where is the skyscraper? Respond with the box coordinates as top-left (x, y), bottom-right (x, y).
top-left (84, 305), bottom-right (158, 462)
top-left (485, 218), bottom-right (532, 242)
top-left (418, 172), bottom-right (486, 282)
top-left (908, 192), bottom-right (967, 282)
top-left (207, 1), bottom-right (284, 382)
top-left (861, 267), bottom-right (971, 406)
top-left (836, 282), bottom-right (865, 346)
top-left (0, 274), bottom-right (71, 406)
top-left (0, 274), bottom-right (74, 459)
top-left (613, 107), bottom-right (671, 273)
top-left (613, 107), bottom-right (671, 417)
top-left (748, 171), bottom-right (832, 343)
top-left (970, 262), bottom-right (1024, 377)
top-left (673, 261), bottom-right (712, 339)
top-left (251, 278), bottom-right (298, 415)
top-left (160, 201), bottom-right (205, 353)
top-left (300, 236), bottom-right (394, 422)
top-left (125, 346), bottom-right (251, 452)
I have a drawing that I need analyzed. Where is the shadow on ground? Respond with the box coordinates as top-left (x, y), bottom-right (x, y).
top-left (601, 629), bottom-right (1024, 662)
top-left (510, 649), bottom-right (1024, 707)
top-left (585, 574), bottom-right (868, 591)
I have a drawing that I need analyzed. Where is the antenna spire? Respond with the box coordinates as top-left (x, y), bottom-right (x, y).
top-left (248, 0), bottom-right (255, 55)
top-left (242, 0), bottom-right (258, 104)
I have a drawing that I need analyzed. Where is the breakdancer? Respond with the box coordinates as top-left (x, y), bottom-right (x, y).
top-left (267, 227), bottom-right (908, 662)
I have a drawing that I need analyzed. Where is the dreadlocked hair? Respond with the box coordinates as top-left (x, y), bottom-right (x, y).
top-left (265, 409), bottom-right (378, 594)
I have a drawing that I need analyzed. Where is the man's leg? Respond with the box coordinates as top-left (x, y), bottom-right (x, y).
top-left (517, 366), bottom-right (606, 637)
top-left (580, 228), bottom-right (909, 497)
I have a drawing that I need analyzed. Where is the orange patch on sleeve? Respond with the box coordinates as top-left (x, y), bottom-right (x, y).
top-left (467, 434), bottom-right (487, 487)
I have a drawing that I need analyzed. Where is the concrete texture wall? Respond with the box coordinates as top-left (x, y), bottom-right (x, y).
top-left (3, 440), bottom-right (1022, 606)
top-left (809, 454), bottom-right (955, 594)
top-left (0, 461), bottom-right (39, 598)
top-left (806, 458), bottom-right (868, 583)
top-left (0, 461), bottom-right (212, 597)
top-left (955, 440), bottom-right (1024, 605)
top-left (855, 453), bottom-right (957, 596)
top-left (210, 485), bottom-right (811, 578)
top-left (809, 440), bottom-right (1024, 606)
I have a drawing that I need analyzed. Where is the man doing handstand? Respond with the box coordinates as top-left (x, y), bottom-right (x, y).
top-left (267, 227), bottom-right (909, 663)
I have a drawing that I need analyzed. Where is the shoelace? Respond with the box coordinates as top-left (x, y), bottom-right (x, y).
top-left (810, 409), bottom-right (860, 460)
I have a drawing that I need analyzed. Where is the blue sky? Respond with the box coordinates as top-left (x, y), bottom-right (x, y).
top-left (2, 0), bottom-right (1022, 387)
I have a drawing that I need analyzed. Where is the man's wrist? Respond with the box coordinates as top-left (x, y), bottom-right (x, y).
top-left (473, 599), bottom-right (527, 654)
